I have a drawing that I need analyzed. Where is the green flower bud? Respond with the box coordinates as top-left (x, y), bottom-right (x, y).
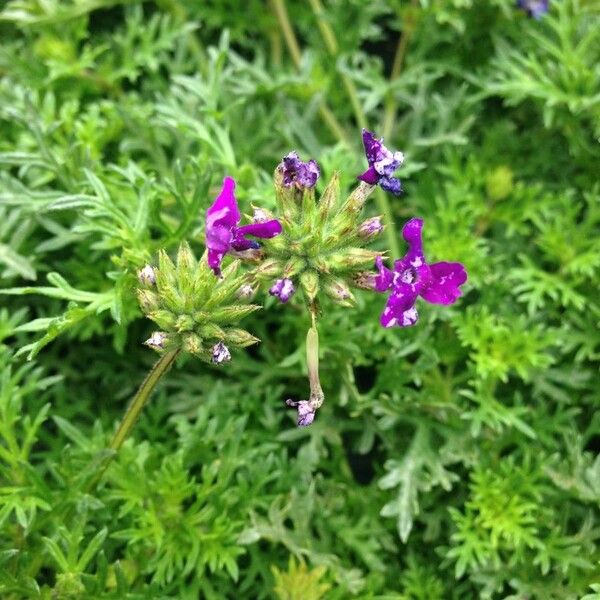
top-left (137, 289), bottom-right (159, 312)
top-left (325, 279), bottom-right (355, 306)
top-left (326, 248), bottom-right (379, 272)
top-left (147, 310), bottom-right (177, 330)
top-left (300, 270), bottom-right (319, 301)
top-left (209, 304), bottom-right (261, 324)
top-left (175, 314), bottom-right (194, 333)
top-left (183, 333), bottom-right (203, 355)
top-left (224, 328), bottom-right (260, 347)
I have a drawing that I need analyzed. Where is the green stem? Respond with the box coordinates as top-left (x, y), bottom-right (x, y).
top-left (271, 0), bottom-right (349, 143)
top-left (81, 348), bottom-right (180, 495)
top-left (306, 314), bottom-right (324, 408)
top-left (109, 348), bottom-right (180, 452)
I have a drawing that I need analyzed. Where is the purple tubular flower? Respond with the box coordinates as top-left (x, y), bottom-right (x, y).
top-left (205, 177), bottom-right (282, 275)
top-left (357, 129), bottom-right (404, 196)
top-left (286, 399), bottom-right (315, 427)
top-left (269, 278), bottom-right (296, 303)
top-left (374, 218), bottom-right (467, 328)
top-left (516, 0), bottom-right (549, 18)
top-left (279, 152), bottom-right (320, 189)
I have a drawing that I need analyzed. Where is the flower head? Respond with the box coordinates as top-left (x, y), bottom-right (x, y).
top-left (278, 152), bottom-right (320, 189)
top-left (206, 177), bottom-right (282, 275)
top-left (374, 218), bottom-right (467, 328)
top-left (357, 129), bottom-right (404, 196)
top-left (269, 278), bottom-right (296, 303)
top-left (516, 0), bottom-right (549, 18)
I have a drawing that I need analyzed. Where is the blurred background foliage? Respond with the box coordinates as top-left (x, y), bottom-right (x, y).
top-left (0, 0), bottom-right (599, 598)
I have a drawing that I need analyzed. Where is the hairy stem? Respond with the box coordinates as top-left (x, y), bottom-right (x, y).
top-left (271, 0), bottom-right (348, 143)
top-left (81, 348), bottom-right (180, 496)
top-left (109, 348), bottom-right (180, 452)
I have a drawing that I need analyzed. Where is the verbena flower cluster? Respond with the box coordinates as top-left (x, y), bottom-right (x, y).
top-left (137, 129), bottom-right (467, 426)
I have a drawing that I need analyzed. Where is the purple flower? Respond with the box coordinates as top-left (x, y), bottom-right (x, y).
top-left (278, 152), bottom-right (320, 189)
top-left (269, 278), bottom-right (296, 303)
top-left (286, 399), bottom-right (315, 427)
top-left (357, 129), bottom-right (404, 196)
top-left (206, 177), bottom-right (282, 275)
top-left (374, 218), bottom-right (467, 328)
top-left (516, 0), bottom-right (549, 18)
top-left (211, 341), bottom-right (231, 364)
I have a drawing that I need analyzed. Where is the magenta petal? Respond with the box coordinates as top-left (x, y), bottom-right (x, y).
top-left (362, 129), bottom-right (382, 164)
top-left (402, 218), bottom-right (424, 246)
top-left (206, 223), bottom-right (233, 253)
top-left (421, 262), bottom-right (467, 305)
top-left (374, 256), bottom-right (394, 292)
top-left (358, 166), bottom-right (380, 185)
top-left (380, 284), bottom-right (419, 328)
top-left (207, 248), bottom-right (225, 275)
top-left (206, 176), bottom-right (240, 231)
top-left (236, 219), bottom-right (282, 239)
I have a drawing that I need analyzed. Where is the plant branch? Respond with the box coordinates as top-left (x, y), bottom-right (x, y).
top-left (109, 348), bottom-right (180, 452)
top-left (83, 348), bottom-right (180, 495)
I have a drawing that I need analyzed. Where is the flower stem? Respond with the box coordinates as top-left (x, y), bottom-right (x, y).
top-left (306, 312), bottom-right (324, 408)
top-left (270, 0), bottom-right (348, 143)
top-left (109, 348), bottom-right (180, 452)
top-left (81, 348), bottom-right (180, 495)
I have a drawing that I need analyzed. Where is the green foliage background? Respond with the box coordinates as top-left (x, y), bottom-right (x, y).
top-left (0, 0), bottom-right (599, 598)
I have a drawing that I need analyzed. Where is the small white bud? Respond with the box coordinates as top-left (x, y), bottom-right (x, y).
top-left (138, 264), bottom-right (156, 286)
top-left (144, 331), bottom-right (168, 350)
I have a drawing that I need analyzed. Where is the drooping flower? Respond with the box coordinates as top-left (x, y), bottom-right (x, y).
top-left (269, 278), bottom-right (296, 303)
top-left (278, 152), bottom-right (320, 189)
top-left (205, 177), bottom-right (282, 275)
top-left (374, 218), bottom-right (467, 328)
top-left (285, 399), bottom-right (316, 427)
top-left (357, 129), bottom-right (404, 195)
top-left (516, 0), bottom-right (549, 18)
top-left (138, 264), bottom-right (156, 286)
top-left (211, 341), bottom-right (231, 364)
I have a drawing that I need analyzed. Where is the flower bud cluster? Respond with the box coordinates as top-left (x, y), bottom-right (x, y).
top-left (250, 164), bottom-right (384, 311)
top-left (136, 242), bottom-right (259, 363)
